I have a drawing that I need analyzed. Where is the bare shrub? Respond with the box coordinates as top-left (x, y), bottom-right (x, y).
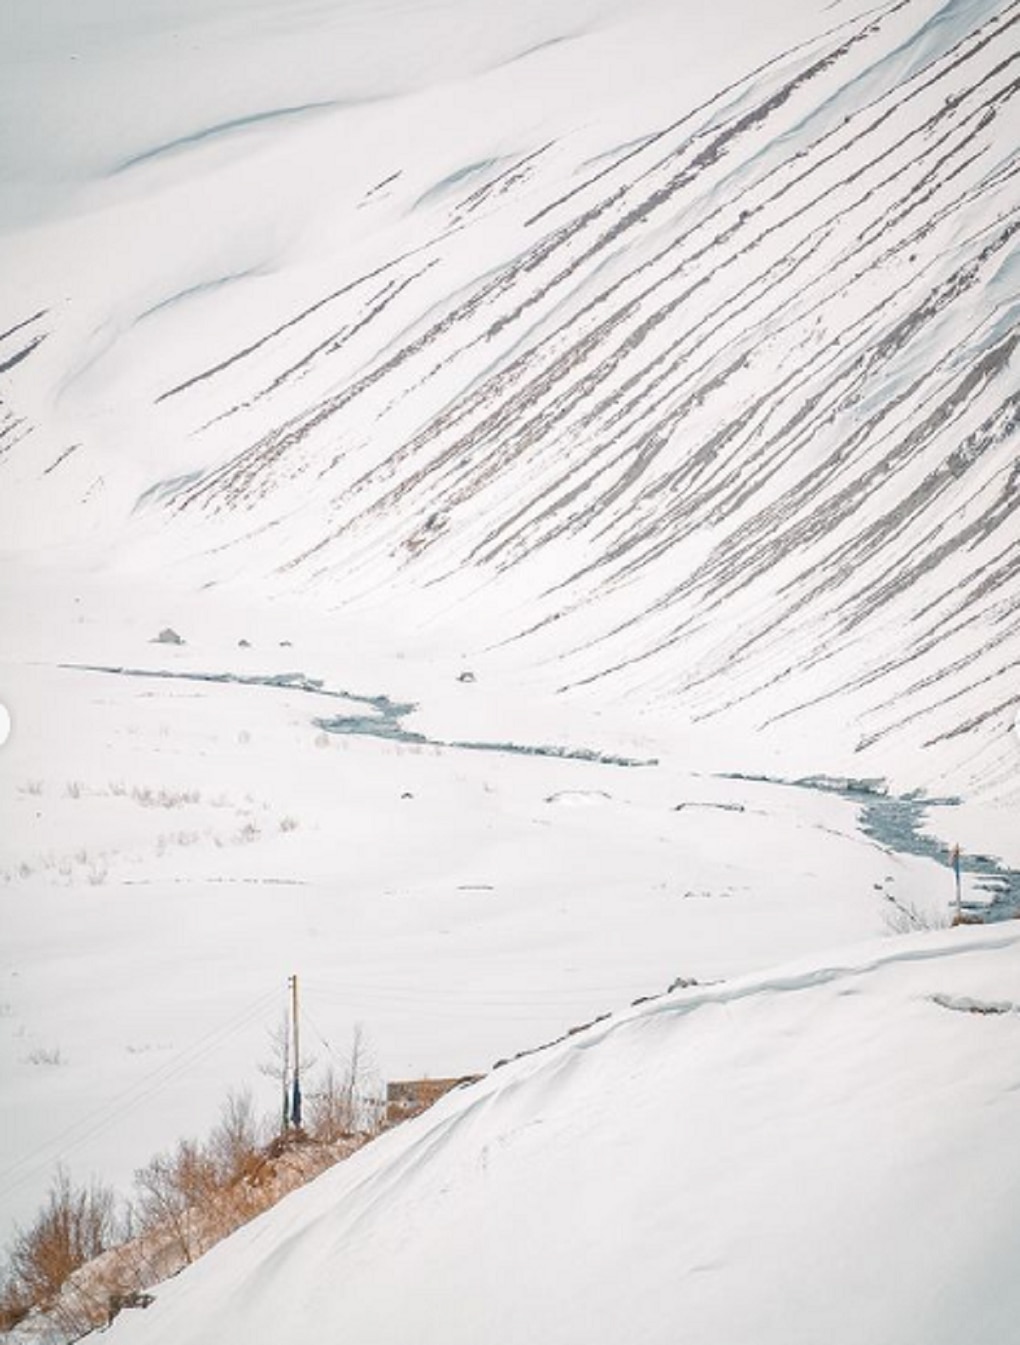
top-left (25, 1046), bottom-right (65, 1066)
top-left (4, 1168), bottom-right (117, 1310)
top-left (279, 815), bottom-right (299, 833)
top-left (155, 831), bottom-right (200, 856)
top-left (64, 781), bottom-right (84, 800)
top-left (882, 897), bottom-right (951, 935)
top-left (19, 780), bottom-right (44, 797)
top-left (131, 786), bottom-right (201, 810)
top-left (209, 1089), bottom-right (266, 1188)
top-left (307, 1066), bottom-right (352, 1144)
top-left (0, 1278), bottom-right (31, 1331)
top-left (1, 1058), bottom-right (384, 1338)
top-left (69, 850), bottom-right (110, 886)
top-left (309, 1026), bottom-right (382, 1142)
top-left (132, 1096), bottom-right (276, 1275)
top-left (133, 1140), bottom-right (218, 1267)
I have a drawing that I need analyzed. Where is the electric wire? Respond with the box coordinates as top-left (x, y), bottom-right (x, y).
top-left (2, 971), bottom-right (646, 1209)
top-left (301, 975), bottom-right (649, 1003)
top-left (301, 978), bottom-right (640, 1016)
top-left (0, 987), bottom-right (281, 1205)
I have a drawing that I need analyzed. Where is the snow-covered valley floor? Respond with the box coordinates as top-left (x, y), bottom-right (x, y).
top-left (3, 560), bottom-right (987, 1245)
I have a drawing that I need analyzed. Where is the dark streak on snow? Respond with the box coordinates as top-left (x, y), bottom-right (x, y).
top-left (0, 336), bottom-right (45, 376)
top-left (0, 310), bottom-right (47, 347)
top-left (43, 444), bottom-right (80, 476)
top-left (136, 271), bottom-right (262, 325)
top-left (115, 102), bottom-right (343, 172)
top-left (154, 228), bottom-right (463, 406)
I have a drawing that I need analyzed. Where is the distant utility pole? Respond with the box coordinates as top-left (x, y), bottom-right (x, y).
top-left (951, 844), bottom-right (962, 924)
top-left (289, 973), bottom-right (303, 1130)
top-left (280, 1004), bottom-right (291, 1133)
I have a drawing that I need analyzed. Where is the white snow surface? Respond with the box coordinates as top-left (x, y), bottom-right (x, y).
top-left (1, 0), bottom-right (1019, 1328)
top-left (103, 926), bottom-right (1020, 1345)
top-left (0, 563), bottom-right (965, 1239)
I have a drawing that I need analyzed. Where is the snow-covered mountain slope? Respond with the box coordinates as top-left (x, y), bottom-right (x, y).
top-left (2, 0), bottom-right (1018, 799)
top-left (103, 926), bottom-right (1020, 1345)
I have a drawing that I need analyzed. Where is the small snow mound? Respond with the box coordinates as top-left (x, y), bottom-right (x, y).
top-left (544, 790), bottom-right (612, 807)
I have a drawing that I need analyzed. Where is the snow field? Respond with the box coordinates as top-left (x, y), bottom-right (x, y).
top-left (0, 563), bottom-right (957, 1239)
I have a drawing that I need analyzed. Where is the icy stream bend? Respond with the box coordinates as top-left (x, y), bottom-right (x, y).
top-left (62, 662), bottom-right (1018, 911)
top-left (63, 663), bottom-right (657, 768)
top-left (721, 771), bottom-right (1020, 919)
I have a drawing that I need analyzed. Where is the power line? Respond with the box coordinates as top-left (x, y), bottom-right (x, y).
top-left (303, 1010), bottom-right (341, 1062)
top-left (0, 988), bottom-right (280, 1204)
top-left (301, 980), bottom-right (639, 1013)
top-left (1, 971), bottom-right (642, 1205)
top-left (302, 976), bottom-right (644, 1004)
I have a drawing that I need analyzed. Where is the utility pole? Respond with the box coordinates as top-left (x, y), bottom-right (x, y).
top-left (289, 973), bottom-right (303, 1130)
top-left (280, 999), bottom-right (291, 1134)
top-left (951, 844), bottom-right (962, 925)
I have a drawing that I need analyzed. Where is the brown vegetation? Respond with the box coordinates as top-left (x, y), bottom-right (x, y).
top-left (1, 1038), bottom-right (389, 1342)
top-left (0, 1168), bottom-right (119, 1334)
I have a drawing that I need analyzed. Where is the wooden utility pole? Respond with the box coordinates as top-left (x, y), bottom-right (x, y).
top-left (280, 1003), bottom-right (291, 1133)
top-left (289, 973), bottom-right (302, 1130)
top-left (951, 844), bottom-right (962, 924)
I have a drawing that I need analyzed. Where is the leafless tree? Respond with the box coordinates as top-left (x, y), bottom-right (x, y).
top-left (133, 1139), bottom-right (218, 1267)
top-left (209, 1088), bottom-right (266, 1187)
top-left (308, 1024), bottom-right (382, 1142)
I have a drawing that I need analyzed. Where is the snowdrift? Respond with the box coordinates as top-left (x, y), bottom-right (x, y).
top-left (104, 926), bottom-right (1020, 1345)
